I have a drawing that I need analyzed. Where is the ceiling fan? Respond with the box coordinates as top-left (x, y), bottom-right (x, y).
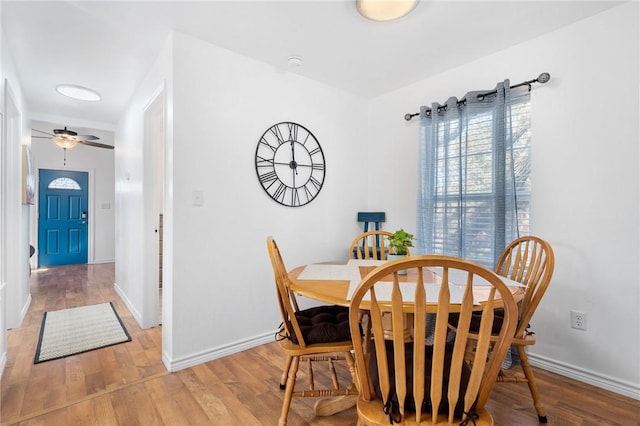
top-left (32, 127), bottom-right (114, 165)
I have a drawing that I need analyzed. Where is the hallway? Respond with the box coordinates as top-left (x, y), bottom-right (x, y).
top-left (1, 263), bottom-right (166, 424)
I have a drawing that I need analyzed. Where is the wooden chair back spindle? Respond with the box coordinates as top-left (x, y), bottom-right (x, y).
top-left (349, 255), bottom-right (518, 425)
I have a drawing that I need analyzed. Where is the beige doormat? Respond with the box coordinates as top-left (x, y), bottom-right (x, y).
top-left (34, 302), bottom-right (131, 364)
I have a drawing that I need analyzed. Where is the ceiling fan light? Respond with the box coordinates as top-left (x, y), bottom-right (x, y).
top-left (56, 84), bottom-right (102, 102)
top-left (53, 134), bottom-right (78, 149)
top-left (356, 0), bottom-right (417, 21)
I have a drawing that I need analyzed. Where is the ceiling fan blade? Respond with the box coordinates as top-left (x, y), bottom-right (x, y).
top-left (78, 140), bottom-right (114, 150)
top-left (77, 134), bottom-right (100, 141)
top-left (32, 128), bottom-right (54, 137)
top-left (32, 136), bottom-right (53, 139)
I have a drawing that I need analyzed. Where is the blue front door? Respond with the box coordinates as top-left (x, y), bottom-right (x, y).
top-left (38, 169), bottom-right (89, 267)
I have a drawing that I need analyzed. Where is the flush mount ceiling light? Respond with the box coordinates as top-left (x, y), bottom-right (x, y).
top-left (287, 55), bottom-right (303, 69)
top-left (356, 0), bottom-right (418, 21)
top-left (56, 84), bottom-right (102, 102)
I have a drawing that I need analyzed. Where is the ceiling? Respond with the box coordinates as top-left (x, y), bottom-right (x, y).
top-left (2, 1), bottom-right (621, 129)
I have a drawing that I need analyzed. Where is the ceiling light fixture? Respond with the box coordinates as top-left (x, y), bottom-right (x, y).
top-left (356, 0), bottom-right (418, 21)
top-left (287, 55), bottom-right (303, 69)
top-left (56, 84), bottom-right (102, 102)
top-left (53, 134), bottom-right (78, 149)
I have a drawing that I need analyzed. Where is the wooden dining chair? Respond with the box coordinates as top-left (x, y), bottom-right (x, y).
top-left (266, 237), bottom-right (358, 426)
top-left (350, 230), bottom-right (411, 347)
top-left (450, 236), bottom-right (555, 423)
top-left (350, 230), bottom-right (407, 260)
top-left (349, 255), bottom-right (518, 425)
top-left (494, 236), bottom-right (555, 423)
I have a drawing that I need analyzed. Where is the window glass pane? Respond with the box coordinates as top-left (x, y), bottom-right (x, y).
top-left (48, 177), bottom-right (81, 190)
top-left (420, 94), bottom-right (531, 268)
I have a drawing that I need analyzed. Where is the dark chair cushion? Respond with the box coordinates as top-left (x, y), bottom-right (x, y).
top-left (289, 305), bottom-right (351, 345)
top-left (448, 308), bottom-right (506, 334)
top-left (370, 340), bottom-right (472, 423)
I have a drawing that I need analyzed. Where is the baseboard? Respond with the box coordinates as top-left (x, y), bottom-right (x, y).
top-left (113, 282), bottom-right (143, 327)
top-left (20, 294), bottom-right (32, 325)
top-left (165, 331), bottom-right (276, 372)
top-left (90, 258), bottom-right (115, 265)
top-left (0, 351), bottom-right (6, 378)
top-left (528, 352), bottom-right (640, 400)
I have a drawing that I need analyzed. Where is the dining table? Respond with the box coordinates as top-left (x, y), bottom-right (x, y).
top-left (288, 258), bottom-right (524, 309)
top-left (287, 257), bottom-right (525, 417)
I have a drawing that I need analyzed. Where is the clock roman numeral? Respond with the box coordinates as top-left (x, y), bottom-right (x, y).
top-left (311, 163), bottom-right (325, 171)
top-left (291, 188), bottom-right (300, 206)
top-left (260, 137), bottom-right (277, 152)
top-left (301, 132), bottom-right (311, 145)
top-left (259, 171), bottom-right (278, 185)
top-left (274, 183), bottom-right (287, 203)
top-left (256, 156), bottom-right (274, 167)
top-left (303, 185), bottom-right (314, 200)
top-left (309, 147), bottom-right (322, 156)
top-left (269, 126), bottom-right (286, 145)
top-left (309, 176), bottom-right (322, 191)
top-left (287, 123), bottom-right (298, 142)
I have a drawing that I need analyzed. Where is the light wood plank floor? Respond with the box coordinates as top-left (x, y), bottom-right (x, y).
top-left (1, 263), bottom-right (638, 425)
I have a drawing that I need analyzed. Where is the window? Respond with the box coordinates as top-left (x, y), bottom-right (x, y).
top-left (417, 82), bottom-right (531, 268)
top-left (48, 177), bottom-right (81, 190)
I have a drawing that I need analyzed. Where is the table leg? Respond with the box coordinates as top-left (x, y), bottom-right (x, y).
top-left (381, 312), bottom-right (413, 341)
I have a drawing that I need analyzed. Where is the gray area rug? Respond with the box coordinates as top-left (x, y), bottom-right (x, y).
top-left (34, 302), bottom-right (131, 364)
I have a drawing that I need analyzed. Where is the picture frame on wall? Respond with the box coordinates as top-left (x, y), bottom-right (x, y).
top-left (22, 145), bottom-right (35, 205)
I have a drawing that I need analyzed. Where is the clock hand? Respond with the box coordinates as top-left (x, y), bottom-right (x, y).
top-left (290, 141), bottom-right (298, 175)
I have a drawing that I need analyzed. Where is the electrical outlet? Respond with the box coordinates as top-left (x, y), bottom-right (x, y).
top-left (571, 310), bottom-right (586, 330)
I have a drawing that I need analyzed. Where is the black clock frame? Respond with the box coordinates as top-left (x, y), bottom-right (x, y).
top-left (255, 122), bottom-right (325, 207)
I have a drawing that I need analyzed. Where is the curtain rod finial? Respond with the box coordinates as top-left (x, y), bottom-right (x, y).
top-left (538, 72), bottom-right (551, 84)
top-left (404, 113), bottom-right (413, 121)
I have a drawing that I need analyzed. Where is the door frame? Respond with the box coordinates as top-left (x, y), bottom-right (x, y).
top-left (141, 84), bottom-right (165, 329)
top-left (35, 167), bottom-right (96, 267)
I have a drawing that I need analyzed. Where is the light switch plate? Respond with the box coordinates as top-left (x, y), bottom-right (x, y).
top-left (192, 190), bottom-right (204, 206)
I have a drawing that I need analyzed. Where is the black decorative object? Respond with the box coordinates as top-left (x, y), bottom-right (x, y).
top-left (255, 122), bottom-right (325, 207)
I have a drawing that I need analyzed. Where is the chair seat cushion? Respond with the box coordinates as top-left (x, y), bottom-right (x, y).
top-left (290, 305), bottom-right (351, 345)
top-left (449, 308), bottom-right (506, 334)
top-left (369, 340), bottom-right (472, 423)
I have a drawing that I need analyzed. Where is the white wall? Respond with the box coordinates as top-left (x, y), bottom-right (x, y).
top-left (367, 3), bottom-right (639, 398)
top-left (168, 32), bottom-right (369, 365)
top-left (0, 7), bottom-right (6, 373)
top-left (0, 22), bottom-right (31, 338)
top-left (115, 30), bottom-right (369, 369)
top-left (29, 120), bottom-right (115, 265)
top-left (115, 35), bottom-right (173, 339)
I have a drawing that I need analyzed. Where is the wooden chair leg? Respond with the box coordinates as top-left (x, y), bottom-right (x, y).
top-left (344, 350), bottom-right (358, 392)
top-left (517, 345), bottom-right (548, 423)
top-left (279, 355), bottom-right (293, 389)
top-left (279, 356), bottom-right (300, 426)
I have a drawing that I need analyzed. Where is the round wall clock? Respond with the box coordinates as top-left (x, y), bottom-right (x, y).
top-left (255, 122), bottom-right (326, 207)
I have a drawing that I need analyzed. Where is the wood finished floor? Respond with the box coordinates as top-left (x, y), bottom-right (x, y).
top-left (1, 263), bottom-right (638, 425)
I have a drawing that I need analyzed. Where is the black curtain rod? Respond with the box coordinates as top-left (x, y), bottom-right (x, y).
top-left (404, 72), bottom-right (551, 121)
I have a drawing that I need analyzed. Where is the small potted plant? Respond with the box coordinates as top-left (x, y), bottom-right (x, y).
top-left (387, 229), bottom-right (414, 274)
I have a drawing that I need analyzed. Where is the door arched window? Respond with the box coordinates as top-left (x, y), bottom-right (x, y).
top-left (47, 177), bottom-right (81, 190)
